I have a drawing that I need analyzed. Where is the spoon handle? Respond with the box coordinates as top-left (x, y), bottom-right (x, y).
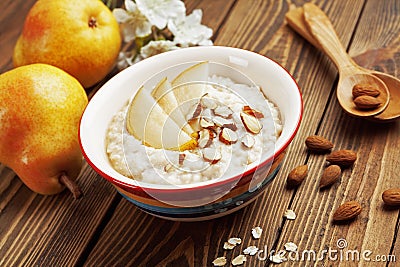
top-left (303, 3), bottom-right (356, 72)
top-left (285, 7), bottom-right (321, 50)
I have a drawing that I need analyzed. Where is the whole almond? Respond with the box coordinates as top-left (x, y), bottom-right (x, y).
top-left (287, 164), bottom-right (308, 187)
top-left (333, 201), bottom-right (362, 221)
top-left (326, 150), bottom-right (357, 167)
top-left (305, 135), bottom-right (333, 152)
top-left (382, 188), bottom-right (400, 206)
top-left (319, 165), bottom-right (341, 188)
top-left (353, 95), bottom-right (382, 110)
top-left (352, 83), bottom-right (380, 98)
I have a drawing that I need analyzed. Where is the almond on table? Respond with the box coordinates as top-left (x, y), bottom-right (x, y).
top-left (287, 164), bottom-right (308, 187)
top-left (333, 201), bottom-right (362, 222)
top-left (382, 188), bottom-right (400, 206)
top-left (326, 149), bottom-right (357, 167)
top-left (319, 165), bottom-right (341, 188)
top-left (305, 135), bottom-right (333, 152)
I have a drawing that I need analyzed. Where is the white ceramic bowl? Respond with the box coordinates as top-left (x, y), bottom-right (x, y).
top-left (79, 46), bottom-right (302, 221)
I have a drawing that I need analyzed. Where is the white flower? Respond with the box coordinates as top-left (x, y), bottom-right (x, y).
top-left (140, 40), bottom-right (180, 58)
top-left (113, 0), bottom-right (152, 41)
top-left (117, 51), bottom-right (141, 69)
top-left (168, 9), bottom-right (213, 46)
top-left (136, 0), bottom-right (185, 29)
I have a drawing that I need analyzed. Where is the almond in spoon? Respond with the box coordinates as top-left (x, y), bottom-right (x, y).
top-left (354, 95), bottom-right (382, 110)
top-left (352, 83), bottom-right (381, 98)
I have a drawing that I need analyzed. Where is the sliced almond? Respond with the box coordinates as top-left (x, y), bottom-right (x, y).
top-left (213, 116), bottom-right (232, 127)
top-left (189, 101), bottom-right (203, 119)
top-left (214, 105), bottom-right (233, 118)
top-left (243, 105), bottom-right (264, 118)
top-left (201, 95), bottom-right (218, 109)
top-left (203, 147), bottom-right (222, 164)
top-left (241, 134), bottom-right (256, 148)
top-left (219, 127), bottom-right (238, 145)
top-left (188, 117), bottom-right (201, 132)
top-left (199, 116), bottom-right (215, 129)
top-left (201, 108), bottom-right (213, 119)
top-left (212, 116), bottom-right (237, 131)
top-left (198, 129), bottom-right (214, 148)
top-left (164, 163), bottom-right (174, 173)
top-left (240, 112), bottom-right (262, 134)
top-left (178, 153), bottom-right (186, 165)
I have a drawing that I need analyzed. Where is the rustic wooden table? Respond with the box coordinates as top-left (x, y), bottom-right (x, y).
top-left (1, 0), bottom-right (400, 266)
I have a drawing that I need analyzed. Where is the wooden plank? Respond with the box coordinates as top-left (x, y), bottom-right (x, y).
top-left (0, 0), bottom-right (236, 266)
top-left (0, 0), bottom-right (121, 265)
top-left (274, 0), bottom-right (400, 266)
top-left (83, 0), bottom-right (369, 266)
top-left (0, 167), bottom-right (119, 266)
top-left (0, 1), bottom-right (36, 72)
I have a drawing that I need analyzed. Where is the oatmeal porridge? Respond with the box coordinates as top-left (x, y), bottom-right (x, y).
top-left (106, 72), bottom-right (282, 185)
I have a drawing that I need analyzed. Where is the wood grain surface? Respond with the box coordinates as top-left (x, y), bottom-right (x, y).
top-left (1, 0), bottom-right (399, 266)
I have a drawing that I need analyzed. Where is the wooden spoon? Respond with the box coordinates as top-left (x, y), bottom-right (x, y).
top-left (285, 6), bottom-right (400, 122)
top-left (298, 3), bottom-right (390, 117)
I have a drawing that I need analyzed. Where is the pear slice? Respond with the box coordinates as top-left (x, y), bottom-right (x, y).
top-left (151, 77), bottom-right (194, 135)
top-left (126, 86), bottom-right (194, 150)
top-left (171, 61), bottom-right (209, 116)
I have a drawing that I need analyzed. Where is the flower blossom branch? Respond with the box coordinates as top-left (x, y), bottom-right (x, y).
top-left (110, 0), bottom-right (213, 69)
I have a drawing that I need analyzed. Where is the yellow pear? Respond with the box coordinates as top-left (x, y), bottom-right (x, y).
top-left (126, 86), bottom-right (195, 150)
top-left (13, 0), bottom-right (121, 88)
top-left (0, 64), bottom-right (88, 197)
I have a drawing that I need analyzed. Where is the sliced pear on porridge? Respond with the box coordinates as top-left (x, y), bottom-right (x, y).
top-left (151, 77), bottom-right (194, 135)
top-left (126, 86), bottom-right (196, 150)
top-left (171, 61), bottom-right (209, 115)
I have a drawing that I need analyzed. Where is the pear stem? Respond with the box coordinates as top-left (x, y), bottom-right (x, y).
top-left (59, 173), bottom-right (83, 199)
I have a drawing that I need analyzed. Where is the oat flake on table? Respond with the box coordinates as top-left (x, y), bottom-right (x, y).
top-left (228, 237), bottom-right (242, 245)
top-left (270, 253), bottom-right (287, 264)
top-left (223, 241), bottom-right (235, 250)
top-left (284, 242), bottom-right (298, 252)
top-left (212, 256), bottom-right (227, 266)
top-left (232, 254), bottom-right (247, 266)
top-left (251, 226), bottom-right (262, 239)
top-left (284, 209), bottom-right (296, 220)
top-left (243, 245), bottom-right (259, 256)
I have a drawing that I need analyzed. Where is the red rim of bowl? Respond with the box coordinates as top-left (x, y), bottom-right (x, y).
top-left (79, 48), bottom-right (303, 195)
